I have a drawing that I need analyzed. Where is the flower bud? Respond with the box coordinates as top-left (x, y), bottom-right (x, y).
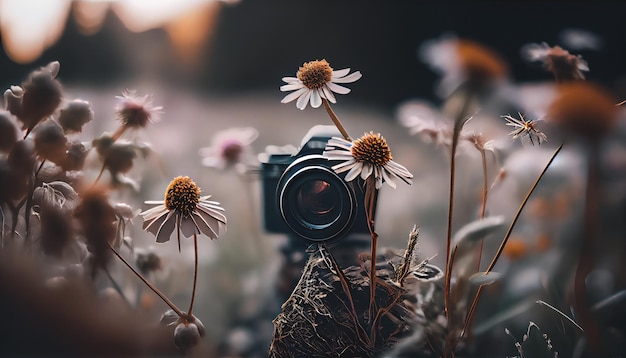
top-left (33, 119), bottom-right (67, 165)
top-left (174, 321), bottom-right (203, 352)
top-left (4, 86), bottom-right (23, 117)
top-left (58, 99), bottom-right (94, 134)
top-left (62, 141), bottom-right (89, 171)
top-left (20, 62), bottom-right (64, 134)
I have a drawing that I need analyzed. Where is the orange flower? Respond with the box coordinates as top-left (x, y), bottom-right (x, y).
top-left (547, 82), bottom-right (618, 138)
top-left (503, 237), bottom-right (529, 261)
top-left (457, 40), bottom-right (508, 88)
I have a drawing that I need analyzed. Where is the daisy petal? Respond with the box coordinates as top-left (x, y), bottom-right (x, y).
top-left (281, 87), bottom-right (308, 104)
top-left (296, 89), bottom-right (312, 110)
top-left (280, 83), bottom-right (305, 92)
top-left (180, 217), bottom-right (197, 237)
top-left (360, 163), bottom-right (373, 180)
top-left (327, 82), bottom-right (351, 95)
top-left (345, 161), bottom-right (364, 181)
top-left (381, 168), bottom-right (397, 189)
top-left (332, 71), bottom-right (362, 83)
top-left (281, 77), bottom-right (299, 83)
top-left (310, 89), bottom-right (322, 108)
top-left (155, 212), bottom-right (176, 243)
top-left (322, 86), bottom-right (337, 103)
top-left (193, 212), bottom-right (219, 239)
top-left (332, 68), bottom-right (350, 77)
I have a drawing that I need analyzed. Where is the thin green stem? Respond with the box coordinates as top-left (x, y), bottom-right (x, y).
top-left (322, 99), bottom-right (351, 141)
top-left (188, 233), bottom-right (199, 316)
top-left (109, 243), bottom-right (185, 318)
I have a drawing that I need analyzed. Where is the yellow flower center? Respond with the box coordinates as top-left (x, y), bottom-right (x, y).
top-left (351, 132), bottom-right (392, 166)
top-left (297, 59), bottom-right (333, 89)
top-left (164, 176), bottom-right (200, 217)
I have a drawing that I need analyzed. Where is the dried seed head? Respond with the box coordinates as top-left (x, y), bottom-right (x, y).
top-left (457, 40), bottom-right (507, 87)
top-left (20, 62), bottom-right (63, 132)
top-left (544, 46), bottom-right (587, 81)
top-left (58, 99), bottom-right (94, 134)
top-left (351, 132), bottom-right (392, 166)
top-left (62, 141), bottom-right (89, 171)
top-left (547, 82), bottom-right (617, 138)
top-left (115, 90), bottom-right (161, 129)
top-left (75, 187), bottom-right (116, 272)
top-left (0, 111), bottom-right (19, 153)
top-left (33, 119), bottom-right (67, 165)
top-left (103, 144), bottom-right (137, 174)
top-left (164, 176), bottom-right (200, 217)
top-left (297, 59), bottom-right (333, 89)
top-left (173, 316), bottom-right (205, 352)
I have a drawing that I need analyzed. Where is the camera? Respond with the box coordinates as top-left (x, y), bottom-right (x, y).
top-left (261, 125), bottom-right (373, 243)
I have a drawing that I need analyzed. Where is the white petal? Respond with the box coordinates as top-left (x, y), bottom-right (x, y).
top-left (141, 205), bottom-right (168, 223)
top-left (387, 160), bottom-right (413, 178)
top-left (360, 163), bottom-right (373, 180)
top-left (310, 89), bottom-right (322, 108)
top-left (322, 85), bottom-right (337, 103)
top-left (381, 169), bottom-right (397, 189)
top-left (345, 161), bottom-right (364, 181)
top-left (280, 83), bottom-right (304, 92)
top-left (193, 212), bottom-right (219, 239)
top-left (155, 212), bottom-right (176, 243)
top-left (281, 87), bottom-right (308, 104)
top-left (144, 210), bottom-right (168, 234)
top-left (327, 82), bottom-right (351, 95)
top-left (296, 89), bottom-right (312, 110)
top-left (197, 204), bottom-right (227, 224)
top-left (282, 76), bottom-right (299, 83)
top-left (332, 68), bottom-right (350, 77)
top-left (332, 71), bottom-right (362, 83)
top-left (332, 160), bottom-right (357, 174)
top-left (180, 217), bottom-right (197, 238)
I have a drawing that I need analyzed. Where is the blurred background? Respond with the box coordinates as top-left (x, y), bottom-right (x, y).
top-left (2, 1), bottom-right (626, 357)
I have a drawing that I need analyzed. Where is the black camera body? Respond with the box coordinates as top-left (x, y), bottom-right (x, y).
top-left (261, 125), bottom-right (372, 243)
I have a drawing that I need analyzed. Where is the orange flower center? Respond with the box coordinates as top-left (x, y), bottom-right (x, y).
top-left (297, 59), bottom-right (333, 89)
top-left (164, 176), bottom-right (200, 217)
top-left (351, 132), bottom-right (392, 166)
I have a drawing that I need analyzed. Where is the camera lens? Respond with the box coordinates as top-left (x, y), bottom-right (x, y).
top-left (295, 179), bottom-right (338, 227)
top-left (278, 155), bottom-right (358, 242)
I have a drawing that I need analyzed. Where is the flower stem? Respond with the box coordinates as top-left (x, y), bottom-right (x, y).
top-left (364, 177), bottom-right (379, 325)
top-left (574, 140), bottom-right (601, 353)
top-left (460, 142), bottom-right (564, 341)
top-left (475, 149), bottom-right (489, 271)
top-left (109, 243), bottom-right (185, 318)
top-left (188, 233), bottom-right (199, 317)
top-left (443, 89), bottom-right (474, 357)
top-left (322, 99), bottom-right (351, 141)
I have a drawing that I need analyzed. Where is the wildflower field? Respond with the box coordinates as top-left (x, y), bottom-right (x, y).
top-left (1, 2), bottom-right (625, 357)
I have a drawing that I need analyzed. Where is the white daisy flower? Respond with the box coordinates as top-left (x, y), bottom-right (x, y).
top-left (141, 176), bottom-right (226, 251)
top-left (502, 113), bottom-right (548, 147)
top-left (198, 127), bottom-right (258, 172)
top-left (323, 133), bottom-right (413, 189)
top-left (280, 59), bottom-right (362, 110)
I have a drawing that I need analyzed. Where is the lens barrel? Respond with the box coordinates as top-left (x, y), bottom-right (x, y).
top-left (277, 155), bottom-right (357, 242)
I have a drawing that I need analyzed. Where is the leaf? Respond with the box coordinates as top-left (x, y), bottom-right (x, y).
top-left (469, 271), bottom-right (503, 286)
top-left (452, 216), bottom-right (506, 249)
